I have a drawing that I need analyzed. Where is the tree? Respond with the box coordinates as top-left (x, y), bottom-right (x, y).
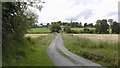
top-left (78, 22), bottom-right (82, 28)
top-left (111, 21), bottom-right (119, 34)
top-left (50, 22), bottom-right (61, 32)
top-left (88, 23), bottom-right (93, 27)
top-left (95, 20), bottom-right (101, 33)
top-left (2, 2), bottom-right (37, 43)
top-left (64, 25), bottom-right (71, 33)
top-left (40, 23), bottom-right (43, 27)
top-left (95, 19), bottom-right (109, 34)
top-left (2, 1), bottom-right (45, 65)
top-left (108, 19), bottom-right (113, 27)
top-left (84, 23), bottom-right (87, 27)
top-left (47, 23), bottom-right (50, 28)
top-left (57, 21), bottom-right (62, 25)
top-left (100, 19), bottom-right (109, 33)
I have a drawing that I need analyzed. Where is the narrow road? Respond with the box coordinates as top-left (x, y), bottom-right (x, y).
top-left (47, 33), bottom-right (106, 68)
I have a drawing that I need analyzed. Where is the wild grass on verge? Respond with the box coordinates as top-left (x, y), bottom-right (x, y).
top-left (71, 28), bottom-right (95, 31)
top-left (27, 28), bottom-right (51, 33)
top-left (3, 34), bottom-right (56, 66)
top-left (62, 34), bottom-right (118, 66)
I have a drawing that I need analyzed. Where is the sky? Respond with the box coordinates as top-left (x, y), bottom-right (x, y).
top-left (35, 0), bottom-right (120, 25)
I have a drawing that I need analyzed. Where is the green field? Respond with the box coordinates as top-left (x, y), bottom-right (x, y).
top-left (3, 34), bottom-right (56, 66)
top-left (27, 28), bottom-right (51, 33)
top-left (71, 28), bottom-right (95, 31)
top-left (62, 34), bottom-right (118, 66)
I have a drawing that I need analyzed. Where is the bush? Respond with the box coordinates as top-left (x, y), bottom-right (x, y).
top-left (79, 28), bottom-right (95, 33)
top-left (83, 28), bottom-right (90, 33)
top-left (64, 25), bottom-right (71, 33)
top-left (71, 30), bottom-right (79, 34)
top-left (50, 23), bottom-right (61, 33)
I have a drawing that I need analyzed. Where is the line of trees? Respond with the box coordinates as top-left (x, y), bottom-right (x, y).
top-left (95, 19), bottom-right (120, 34)
top-left (51, 21), bottom-right (94, 28)
top-left (50, 19), bottom-right (120, 34)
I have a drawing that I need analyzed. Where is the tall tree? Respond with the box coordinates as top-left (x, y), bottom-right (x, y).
top-left (100, 19), bottom-right (109, 33)
top-left (108, 19), bottom-right (113, 26)
top-left (84, 23), bottom-right (87, 27)
top-left (64, 25), bottom-right (71, 33)
top-left (95, 20), bottom-right (101, 33)
top-left (78, 22), bottom-right (82, 28)
top-left (95, 19), bottom-right (109, 34)
top-left (111, 21), bottom-right (119, 34)
top-left (2, 2), bottom-right (39, 47)
top-left (47, 23), bottom-right (50, 28)
top-left (50, 22), bottom-right (61, 32)
top-left (88, 23), bottom-right (93, 27)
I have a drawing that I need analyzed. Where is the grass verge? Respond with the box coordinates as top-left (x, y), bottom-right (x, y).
top-left (71, 28), bottom-right (95, 31)
top-left (62, 34), bottom-right (118, 66)
top-left (3, 34), bottom-right (56, 66)
top-left (27, 28), bottom-right (51, 33)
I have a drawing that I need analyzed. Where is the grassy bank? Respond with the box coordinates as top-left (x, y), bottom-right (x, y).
top-left (62, 34), bottom-right (118, 66)
top-left (3, 34), bottom-right (56, 66)
top-left (27, 28), bottom-right (51, 33)
top-left (71, 28), bottom-right (95, 31)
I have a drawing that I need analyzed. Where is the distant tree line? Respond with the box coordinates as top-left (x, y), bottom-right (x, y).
top-left (95, 19), bottom-right (120, 34)
top-left (51, 21), bottom-right (94, 28)
top-left (50, 19), bottom-right (120, 34)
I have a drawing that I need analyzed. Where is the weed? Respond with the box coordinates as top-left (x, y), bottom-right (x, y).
top-left (62, 34), bottom-right (118, 66)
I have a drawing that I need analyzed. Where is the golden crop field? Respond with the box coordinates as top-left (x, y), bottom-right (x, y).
top-left (25, 34), bottom-right (50, 38)
top-left (73, 34), bottom-right (118, 43)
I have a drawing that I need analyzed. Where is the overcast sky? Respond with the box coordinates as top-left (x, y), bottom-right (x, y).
top-left (35, 0), bottom-right (119, 25)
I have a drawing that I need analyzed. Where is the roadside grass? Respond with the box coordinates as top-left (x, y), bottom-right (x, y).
top-left (72, 34), bottom-right (118, 43)
top-left (62, 34), bottom-right (118, 66)
top-left (27, 28), bottom-right (51, 33)
top-left (3, 34), bottom-right (56, 66)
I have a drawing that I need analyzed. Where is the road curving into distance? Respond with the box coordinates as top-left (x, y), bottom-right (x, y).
top-left (47, 33), bottom-right (107, 68)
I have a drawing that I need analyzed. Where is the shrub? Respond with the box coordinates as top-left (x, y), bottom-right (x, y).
top-left (50, 23), bottom-right (61, 33)
top-left (71, 30), bottom-right (79, 34)
top-left (64, 25), bottom-right (71, 33)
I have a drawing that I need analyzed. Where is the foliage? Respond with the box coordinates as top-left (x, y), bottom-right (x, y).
top-left (95, 19), bottom-right (109, 34)
top-left (50, 22), bottom-right (61, 32)
top-left (2, 2), bottom-right (40, 66)
top-left (64, 25), bottom-right (71, 33)
top-left (3, 34), bottom-right (56, 66)
top-left (70, 28), bottom-right (95, 34)
top-left (2, 2), bottom-right (38, 47)
top-left (111, 21), bottom-right (120, 34)
top-left (108, 19), bottom-right (113, 27)
top-left (84, 23), bottom-right (87, 27)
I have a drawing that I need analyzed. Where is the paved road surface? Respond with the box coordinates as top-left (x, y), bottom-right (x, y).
top-left (47, 33), bottom-right (107, 68)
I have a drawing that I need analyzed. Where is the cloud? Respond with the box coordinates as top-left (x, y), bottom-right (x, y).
top-left (106, 12), bottom-right (117, 17)
top-left (37, 0), bottom-right (119, 24)
top-left (77, 9), bottom-right (94, 20)
top-left (65, 9), bottom-right (94, 21)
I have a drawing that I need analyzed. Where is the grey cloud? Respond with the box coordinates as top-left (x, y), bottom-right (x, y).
top-left (65, 17), bottom-right (78, 21)
top-left (65, 9), bottom-right (94, 21)
top-left (69, 0), bottom-right (102, 7)
top-left (106, 12), bottom-right (117, 17)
